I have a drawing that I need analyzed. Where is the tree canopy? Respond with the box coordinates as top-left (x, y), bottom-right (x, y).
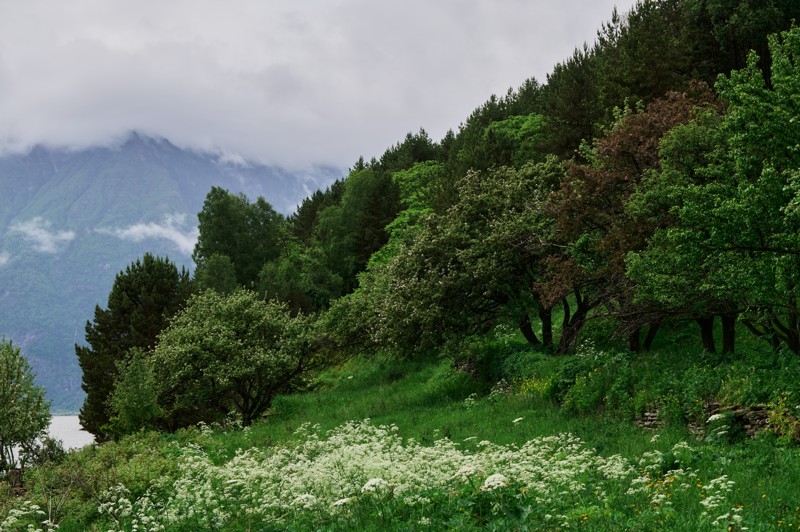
top-left (151, 290), bottom-right (318, 427)
top-left (0, 338), bottom-right (50, 473)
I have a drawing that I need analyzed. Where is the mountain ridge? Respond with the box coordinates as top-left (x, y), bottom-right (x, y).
top-left (0, 133), bottom-right (341, 411)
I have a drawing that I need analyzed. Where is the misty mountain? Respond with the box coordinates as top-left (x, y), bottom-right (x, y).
top-left (0, 133), bottom-right (340, 412)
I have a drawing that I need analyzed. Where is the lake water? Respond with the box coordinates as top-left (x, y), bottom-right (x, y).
top-left (49, 415), bottom-right (94, 450)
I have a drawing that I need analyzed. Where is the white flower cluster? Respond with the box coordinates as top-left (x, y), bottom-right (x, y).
top-left (0, 500), bottom-right (54, 532)
top-left (361, 477), bottom-right (389, 494)
top-left (481, 473), bottom-right (509, 491)
top-left (87, 421), bottom-right (743, 529)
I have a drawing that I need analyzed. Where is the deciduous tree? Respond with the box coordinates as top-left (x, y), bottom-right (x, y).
top-left (193, 187), bottom-right (285, 288)
top-left (0, 338), bottom-right (50, 473)
top-left (151, 290), bottom-right (318, 427)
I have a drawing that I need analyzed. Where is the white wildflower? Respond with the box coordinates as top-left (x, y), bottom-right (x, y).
top-left (482, 473), bottom-right (510, 491)
top-left (361, 477), bottom-right (389, 493)
top-left (454, 464), bottom-right (482, 481)
top-left (293, 493), bottom-right (317, 510)
top-left (512, 417), bottom-right (524, 424)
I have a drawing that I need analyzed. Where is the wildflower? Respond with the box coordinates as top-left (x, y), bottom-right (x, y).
top-left (332, 498), bottom-right (350, 507)
top-left (293, 493), bottom-right (317, 510)
top-left (463, 393), bottom-right (478, 409)
top-left (513, 417), bottom-right (524, 424)
top-left (454, 464), bottom-right (482, 480)
top-left (482, 473), bottom-right (510, 491)
top-left (706, 413), bottom-right (725, 423)
top-left (362, 477), bottom-right (389, 493)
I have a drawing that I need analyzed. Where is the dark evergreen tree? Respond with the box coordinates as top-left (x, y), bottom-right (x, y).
top-left (76, 253), bottom-right (191, 439)
top-left (288, 179), bottom-right (345, 244)
top-left (682, 0), bottom-right (800, 86)
top-left (313, 167), bottom-right (401, 292)
top-left (540, 45), bottom-right (602, 158)
top-left (595, 1), bottom-right (692, 114)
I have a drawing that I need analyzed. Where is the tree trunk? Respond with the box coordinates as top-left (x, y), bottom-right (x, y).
top-left (557, 306), bottom-right (588, 354)
top-left (628, 327), bottom-right (641, 353)
top-left (557, 311), bottom-right (587, 353)
top-left (539, 305), bottom-right (553, 347)
top-left (720, 313), bottom-right (737, 355)
top-left (788, 296), bottom-right (800, 354)
top-left (519, 314), bottom-right (540, 345)
top-left (643, 321), bottom-right (661, 351)
top-left (696, 316), bottom-right (716, 354)
top-left (742, 318), bottom-right (782, 352)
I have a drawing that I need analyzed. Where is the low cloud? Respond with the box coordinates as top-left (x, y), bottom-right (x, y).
top-left (0, 251), bottom-right (9, 266)
top-left (0, 1), bottom-right (634, 168)
top-left (99, 214), bottom-right (198, 255)
top-left (10, 217), bottom-right (76, 253)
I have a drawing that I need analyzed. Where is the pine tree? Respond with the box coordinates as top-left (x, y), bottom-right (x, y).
top-left (76, 253), bottom-right (191, 439)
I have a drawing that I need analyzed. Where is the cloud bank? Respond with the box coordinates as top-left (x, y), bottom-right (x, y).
top-left (0, 0), bottom-right (635, 168)
top-left (10, 217), bottom-right (76, 253)
top-left (0, 252), bottom-right (9, 266)
top-left (98, 214), bottom-right (198, 255)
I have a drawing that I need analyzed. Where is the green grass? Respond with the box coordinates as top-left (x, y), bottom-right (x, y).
top-left (180, 353), bottom-right (800, 529)
top-left (7, 347), bottom-right (800, 530)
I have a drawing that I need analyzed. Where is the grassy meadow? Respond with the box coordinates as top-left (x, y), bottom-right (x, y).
top-left (4, 320), bottom-right (800, 530)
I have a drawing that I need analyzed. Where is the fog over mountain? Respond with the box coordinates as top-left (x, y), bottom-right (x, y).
top-left (0, 1), bottom-right (634, 168)
top-left (0, 133), bottom-right (340, 411)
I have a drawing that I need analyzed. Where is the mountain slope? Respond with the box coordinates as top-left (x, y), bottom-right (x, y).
top-left (0, 133), bottom-right (340, 411)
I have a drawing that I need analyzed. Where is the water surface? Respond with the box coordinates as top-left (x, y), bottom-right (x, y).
top-left (49, 415), bottom-right (94, 450)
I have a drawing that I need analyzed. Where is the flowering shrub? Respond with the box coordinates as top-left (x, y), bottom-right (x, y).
top-left (78, 420), bottom-right (745, 530)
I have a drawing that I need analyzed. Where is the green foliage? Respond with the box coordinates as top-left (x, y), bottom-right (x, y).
top-left (151, 290), bottom-right (318, 427)
top-left (77, 253), bottom-right (191, 439)
top-left (107, 348), bottom-right (162, 438)
top-left (193, 187), bottom-right (285, 289)
top-left (0, 338), bottom-right (50, 472)
top-left (193, 252), bottom-right (237, 294)
top-left (482, 113), bottom-right (546, 167)
top-left (366, 160), bottom-right (563, 357)
top-left (629, 26), bottom-right (800, 353)
top-left (259, 244), bottom-right (344, 314)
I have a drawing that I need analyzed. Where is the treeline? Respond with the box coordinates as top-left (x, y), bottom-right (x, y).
top-left (77, 0), bottom-right (800, 439)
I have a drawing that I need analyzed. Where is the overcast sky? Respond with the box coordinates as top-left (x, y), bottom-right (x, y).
top-left (0, 0), bottom-right (637, 169)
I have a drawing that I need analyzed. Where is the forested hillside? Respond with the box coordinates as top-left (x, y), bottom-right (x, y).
top-left (7, 0), bottom-right (800, 529)
top-left (72, 0), bottom-right (800, 437)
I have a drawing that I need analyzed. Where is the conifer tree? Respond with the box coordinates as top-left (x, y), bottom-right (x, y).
top-left (76, 253), bottom-right (191, 439)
